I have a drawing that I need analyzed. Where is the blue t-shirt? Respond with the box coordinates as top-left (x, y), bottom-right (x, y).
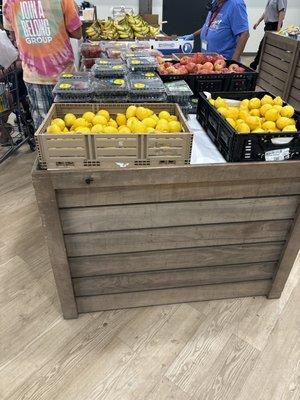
top-left (200, 0), bottom-right (249, 59)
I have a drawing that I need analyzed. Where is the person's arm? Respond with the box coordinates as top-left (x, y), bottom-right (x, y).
top-left (62, 0), bottom-right (82, 39)
top-left (277, 10), bottom-right (285, 31)
top-left (232, 31), bottom-right (250, 61)
top-left (179, 29), bottom-right (201, 40)
top-left (254, 13), bottom-right (265, 30)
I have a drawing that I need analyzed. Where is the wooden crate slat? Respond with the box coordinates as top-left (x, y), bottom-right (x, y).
top-left (69, 242), bottom-right (284, 277)
top-left (260, 53), bottom-right (289, 73)
top-left (60, 195), bottom-right (299, 234)
top-left (259, 70), bottom-right (285, 91)
top-left (76, 280), bottom-right (272, 313)
top-left (264, 43), bottom-right (293, 63)
top-left (64, 219), bottom-right (291, 257)
top-left (260, 62), bottom-right (287, 82)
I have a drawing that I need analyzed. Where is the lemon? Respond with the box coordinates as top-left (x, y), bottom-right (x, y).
top-left (249, 98), bottom-right (261, 109)
top-left (64, 113), bottom-right (77, 128)
top-left (260, 104), bottom-right (273, 117)
top-left (51, 118), bottom-right (65, 131)
top-left (276, 117), bottom-right (292, 130)
top-left (252, 128), bottom-right (265, 133)
top-left (97, 109), bottom-right (110, 121)
top-left (159, 111), bottom-right (171, 121)
top-left (63, 127), bottom-right (69, 133)
top-left (236, 122), bottom-right (250, 134)
top-left (215, 97), bottom-right (227, 109)
top-left (72, 118), bottom-right (88, 129)
top-left (246, 116), bottom-right (261, 131)
top-left (127, 117), bottom-right (139, 129)
top-left (250, 109), bottom-right (260, 117)
top-left (151, 114), bottom-right (159, 123)
top-left (136, 106), bottom-right (153, 121)
top-left (169, 115), bottom-right (178, 122)
top-left (83, 112), bottom-right (95, 123)
top-left (47, 124), bottom-right (61, 133)
top-left (282, 125), bottom-right (297, 132)
top-left (261, 95), bottom-right (273, 106)
top-left (92, 115), bottom-right (107, 126)
top-left (238, 109), bottom-right (249, 121)
top-left (108, 119), bottom-right (118, 128)
top-left (262, 121), bottom-right (276, 131)
top-left (226, 118), bottom-right (236, 128)
top-left (156, 119), bottom-right (169, 132)
top-left (143, 117), bottom-right (156, 128)
top-left (272, 105), bottom-right (282, 113)
top-left (126, 105), bottom-right (137, 119)
top-left (118, 126), bottom-right (131, 133)
top-left (217, 107), bottom-right (228, 118)
top-left (132, 120), bottom-right (147, 133)
top-left (168, 121), bottom-right (182, 132)
top-left (265, 109), bottom-right (279, 122)
top-left (280, 105), bottom-right (294, 118)
top-left (146, 127), bottom-right (156, 133)
top-left (227, 107), bottom-right (239, 120)
top-left (75, 126), bottom-right (90, 133)
top-left (116, 113), bottom-right (127, 127)
top-left (209, 99), bottom-right (215, 106)
top-left (240, 99), bottom-right (250, 110)
top-left (288, 118), bottom-right (296, 126)
top-left (103, 126), bottom-right (118, 133)
top-left (273, 96), bottom-right (283, 106)
top-left (236, 119), bottom-right (244, 125)
top-left (91, 124), bottom-right (104, 133)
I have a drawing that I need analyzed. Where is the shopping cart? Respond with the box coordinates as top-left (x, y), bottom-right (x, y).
top-left (0, 62), bottom-right (35, 164)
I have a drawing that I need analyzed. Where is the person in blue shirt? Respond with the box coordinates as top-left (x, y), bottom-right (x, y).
top-left (180, 0), bottom-right (250, 61)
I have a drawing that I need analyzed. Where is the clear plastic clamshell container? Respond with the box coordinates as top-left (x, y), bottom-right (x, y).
top-left (81, 57), bottom-right (97, 70)
top-left (58, 71), bottom-right (90, 81)
top-left (128, 78), bottom-right (167, 102)
top-left (128, 71), bottom-right (163, 84)
top-left (128, 42), bottom-right (151, 52)
top-left (91, 58), bottom-right (128, 78)
top-left (81, 42), bottom-right (102, 58)
top-left (164, 80), bottom-right (193, 103)
top-left (92, 77), bottom-right (129, 102)
top-left (53, 80), bottom-right (93, 102)
top-left (127, 56), bottom-right (158, 71)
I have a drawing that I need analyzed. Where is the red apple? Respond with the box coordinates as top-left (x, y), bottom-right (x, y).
top-left (214, 59), bottom-right (226, 71)
top-left (221, 67), bottom-right (230, 74)
top-left (180, 56), bottom-right (192, 65)
top-left (196, 64), bottom-right (203, 73)
top-left (228, 63), bottom-right (240, 72)
top-left (174, 63), bottom-right (181, 69)
top-left (164, 62), bottom-right (173, 68)
top-left (178, 66), bottom-right (188, 74)
top-left (202, 62), bottom-right (214, 71)
top-left (166, 66), bottom-right (176, 74)
top-left (185, 62), bottom-right (197, 73)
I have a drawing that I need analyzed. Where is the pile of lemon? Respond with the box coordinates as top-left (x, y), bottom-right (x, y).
top-left (210, 95), bottom-right (297, 134)
top-left (47, 106), bottom-right (183, 134)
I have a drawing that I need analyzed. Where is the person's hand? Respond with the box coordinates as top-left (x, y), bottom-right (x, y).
top-left (253, 22), bottom-right (259, 30)
top-left (178, 34), bottom-right (194, 40)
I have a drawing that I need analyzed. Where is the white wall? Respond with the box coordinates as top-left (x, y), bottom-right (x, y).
top-left (80, 0), bottom-right (299, 52)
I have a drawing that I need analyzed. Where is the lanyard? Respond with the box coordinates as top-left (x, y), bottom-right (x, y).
top-left (205, 2), bottom-right (225, 38)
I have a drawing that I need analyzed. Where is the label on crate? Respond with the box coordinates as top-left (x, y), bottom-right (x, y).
top-left (265, 148), bottom-right (290, 162)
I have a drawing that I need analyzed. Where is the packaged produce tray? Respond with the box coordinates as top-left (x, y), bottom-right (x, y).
top-left (197, 91), bottom-right (300, 162)
top-left (127, 56), bottom-right (158, 71)
top-left (159, 60), bottom-right (258, 95)
top-left (58, 72), bottom-right (90, 82)
top-left (81, 42), bottom-right (102, 58)
top-left (92, 58), bottom-right (128, 77)
top-left (81, 58), bottom-right (97, 70)
top-left (52, 80), bottom-right (93, 102)
top-left (35, 103), bottom-right (193, 170)
top-left (128, 78), bottom-right (167, 102)
top-left (92, 78), bottom-right (129, 102)
top-left (165, 80), bottom-right (193, 104)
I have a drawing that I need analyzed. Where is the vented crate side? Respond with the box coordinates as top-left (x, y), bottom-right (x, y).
top-left (197, 91), bottom-right (300, 162)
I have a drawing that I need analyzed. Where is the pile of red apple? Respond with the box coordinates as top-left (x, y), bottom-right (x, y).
top-left (157, 53), bottom-right (246, 75)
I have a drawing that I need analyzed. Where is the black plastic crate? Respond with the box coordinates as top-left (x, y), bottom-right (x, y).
top-left (158, 60), bottom-right (257, 95)
top-left (197, 91), bottom-right (300, 162)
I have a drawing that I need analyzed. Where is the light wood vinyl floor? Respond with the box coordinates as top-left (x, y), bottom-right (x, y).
top-left (0, 147), bottom-right (299, 400)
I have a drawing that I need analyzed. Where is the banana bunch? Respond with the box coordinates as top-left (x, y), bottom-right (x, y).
top-left (114, 16), bottom-right (134, 39)
top-left (85, 21), bottom-right (102, 41)
top-left (126, 14), bottom-right (160, 39)
top-left (99, 18), bottom-right (119, 40)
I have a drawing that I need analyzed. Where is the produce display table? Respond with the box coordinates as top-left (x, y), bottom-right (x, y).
top-left (32, 156), bottom-right (300, 319)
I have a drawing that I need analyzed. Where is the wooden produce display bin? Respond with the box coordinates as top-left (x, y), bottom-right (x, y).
top-left (35, 103), bottom-right (193, 170)
top-left (32, 159), bottom-right (300, 319)
top-left (258, 32), bottom-right (300, 110)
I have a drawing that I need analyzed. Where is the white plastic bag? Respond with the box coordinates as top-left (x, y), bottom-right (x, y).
top-left (0, 30), bottom-right (18, 69)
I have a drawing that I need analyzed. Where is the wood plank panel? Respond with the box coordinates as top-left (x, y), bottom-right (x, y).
top-left (266, 32), bottom-right (298, 52)
top-left (264, 44), bottom-right (293, 63)
top-left (258, 77), bottom-right (282, 98)
top-left (259, 71), bottom-right (285, 91)
top-left (61, 196), bottom-right (299, 234)
top-left (73, 262), bottom-right (275, 296)
top-left (64, 220), bottom-right (291, 257)
top-left (261, 53), bottom-right (289, 72)
top-left (76, 280), bottom-right (272, 312)
top-left (260, 62), bottom-right (287, 82)
top-left (57, 179), bottom-right (300, 208)
top-left (49, 161), bottom-right (300, 189)
top-left (69, 242), bottom-right (284, 277)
